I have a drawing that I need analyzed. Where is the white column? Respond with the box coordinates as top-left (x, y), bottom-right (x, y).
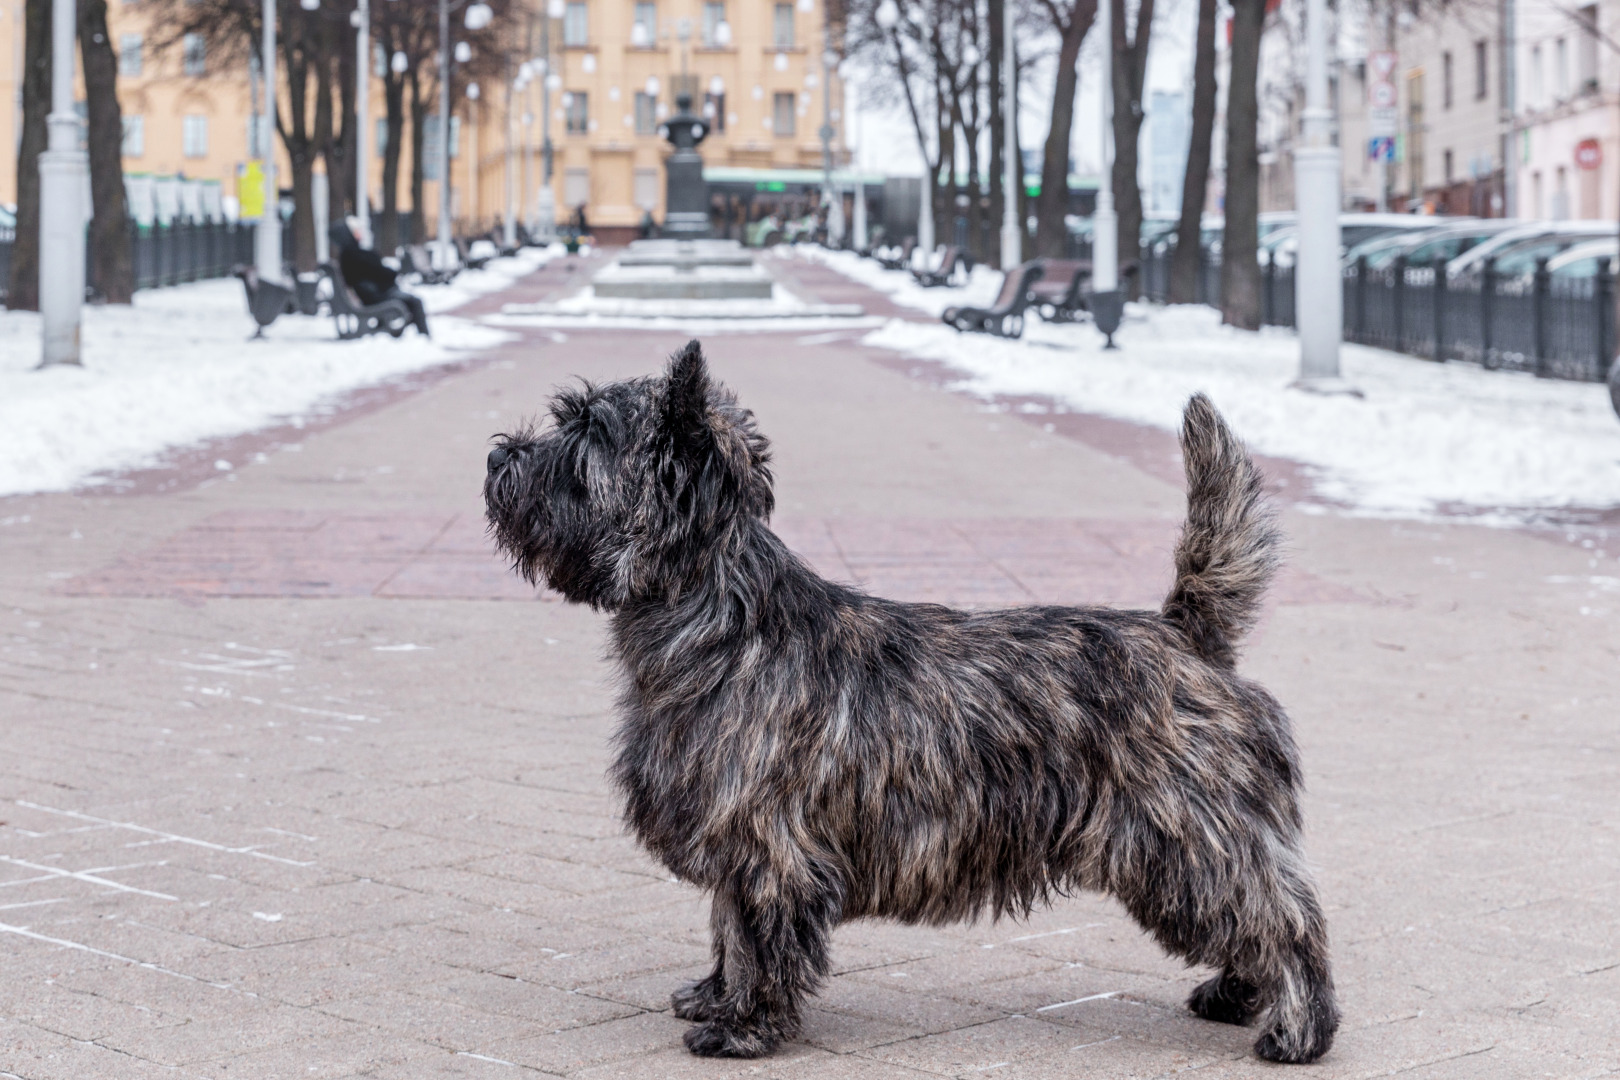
top-left (504, 70), bottom-right (517, 248)
top-left (437, 0), bottom-right (453, 264)
top-left (38, 0), bottom-right (86, 367)
top-left (256, 0), bottom-right (282, 282)
top-left (999, 0), bottom-right (1021, 268)
top-left (1092, 0), bottom-right (1117, 292)
top-left (852, 180), bottom-right (868, 248)
top-left (917, 178), bottom-right (934, 255)
top-left (355, 0), bottom-right (371, 246)
top-left (1294, 0), bottom-right (1343, 383)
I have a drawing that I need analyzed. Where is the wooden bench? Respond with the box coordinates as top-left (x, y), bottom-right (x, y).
top-left (322, 261), bottom-right (412, 340)
top-left (1029, 259), bottom-right (1092, 322)
top-left (912, 245), bottom-right (972, 288)
top-left (401, 244), bottom-right (459, 286)
top-left (875, 236), bottom-right (915, 271)
top-left (941, 261), bottom-right (1046, 339)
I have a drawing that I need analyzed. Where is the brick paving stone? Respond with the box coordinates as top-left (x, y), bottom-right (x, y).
top-left (1, 256), bottom-right (1617, 1078)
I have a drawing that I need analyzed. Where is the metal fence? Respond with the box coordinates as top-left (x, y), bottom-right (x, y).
top-left (0, 219), bottom-right (254, 305)
top-left (1140, 245), bottom-right (1615, 384)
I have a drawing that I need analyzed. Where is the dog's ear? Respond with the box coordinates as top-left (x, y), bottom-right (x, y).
top-left (663, 340), bottom-right (713, 462)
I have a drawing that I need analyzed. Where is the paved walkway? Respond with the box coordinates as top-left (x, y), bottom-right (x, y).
top-left (0, 255), bottom-right (1616, 1079)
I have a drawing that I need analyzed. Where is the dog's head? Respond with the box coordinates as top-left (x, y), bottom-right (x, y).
top-left (484, 340), bottom-right (774, 609)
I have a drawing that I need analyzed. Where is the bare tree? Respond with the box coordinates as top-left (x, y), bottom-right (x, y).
top-left (1221, 0), bottom-right (1264, 329)
top-left (1168, 0), bottom-right (1216, 302)
top-left (80, 0), bottom-right (134, 302)
top-left (1108, 0), bottom-right (1154, 286)
top-left (1029, 0), bottom-right (1096, 257)
top-left (8, 0), bottom-right (49, 311)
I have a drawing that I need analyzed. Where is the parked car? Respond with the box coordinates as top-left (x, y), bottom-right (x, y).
top-left (1445, 220), bottom-right (1616, 281)
top-left (1264, 213), bottom-right (1448, 266)
top-left (1544, 239), bottom-right (1619, 279)
top-left (1343, 219), bottom-right (1516, 270)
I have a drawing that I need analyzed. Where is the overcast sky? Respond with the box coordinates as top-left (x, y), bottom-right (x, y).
top-left (848, 0), bottom-right (1197, 179)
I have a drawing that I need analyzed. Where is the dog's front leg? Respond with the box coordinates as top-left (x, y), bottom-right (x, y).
top-left (680, 877), bottom-right (834, 1058)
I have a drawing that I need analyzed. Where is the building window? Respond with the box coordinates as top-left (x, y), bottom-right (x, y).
top-left (773, 2), bottom-right (794, 47)
top-left (563, 2), bottom-right (587, 46)
top-left (1578, 5), bottom-right (1599, 90)
top-left (422, 114), bottom-right (461, 179)
top-left (1441, 51), bottom-right (1452, 109)
top-left (182, 114), bottom-right (209, 157)
top-left (1556, 37), bottom-right (1569, 98)
top-left (182, 33), bottom-right (206, 76)
top-left (773, 91), bottom-right (795, 136)
top-left (1473, 39), bottom-right (1487, 100)
top-left (633, 1), bottom-right (655, 44)
top-left (701, 1), bottom-right (726, 46)
top-left (564, 166), bottom-right (589, 207)
top-left (118, 33), bottom-right (142, 77)
top-left (565, 91), bottom-right (589, 134)
top-left (634, 167), bottom-right (658, 210)
top-left (122, 114), bottom-right (144, 156)
top-left (375, 117), bottom-right (388, 158)
top-left (1531, 45), bottom-right (1543, 107)
top-left (634, 91), bottom-right (657, 134)
top-left (1442, 148), bottom-right (1453, 183)
top-left (703, 91), bottom-right (725, 132)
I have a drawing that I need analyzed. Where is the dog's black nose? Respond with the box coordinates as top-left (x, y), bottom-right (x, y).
top-left (487, 446), bottom-right (511, 474)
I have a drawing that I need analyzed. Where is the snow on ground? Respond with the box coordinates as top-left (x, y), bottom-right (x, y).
top-left (826, 260), bottom-right (1620, 519)
top-left (0, 249), bottom-right (554, 497)
top-left (786, 246), bottom-right (1004, 318)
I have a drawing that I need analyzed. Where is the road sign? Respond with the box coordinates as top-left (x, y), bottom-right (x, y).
top-left (1370, 81), bottom-right (1397, 108)
top-left (1576, 138), bottom-right (1603, 170)
top-left (1369, 50), bottom-right (1398, 82)
top-left (1368, 136), bottom-right (1396, 163)
top-left (1367, 50), bottom-right (1399, 136)
top-left (1368, 106), bottom-right (1399, 138)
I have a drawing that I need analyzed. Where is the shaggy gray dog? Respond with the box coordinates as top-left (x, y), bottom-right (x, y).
top-left (484, 341), bottom-right (1338, 1064)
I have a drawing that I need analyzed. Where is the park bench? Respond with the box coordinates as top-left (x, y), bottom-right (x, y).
top-left (233, 265), bottom-right (297, 339)
top-left (322, 261), bottom-right (412, 340)
top-left (942, 261), bottom-right (1046, 339)
top-left (1030, 259), bottom-right (1092, 323)
top-left (456, 237), bottom-right (493, 271)
top-left (875, 236), bottom-right (915, 271)
top-left (401, 244), bottom-right (459, 286)
top-left (912, 245), bottom-right (972, 288)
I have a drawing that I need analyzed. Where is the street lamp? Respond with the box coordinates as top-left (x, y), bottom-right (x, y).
top-left (1293, 0), bottom-right (1347, 389)
top-left (1000, 0), bottom-right (1019, 267)
top-left (820, 40), bottom-right (841, 247)
top-left (38, 0), bottom-right (86, 366)
top-left (257, 0), bottom-right (281, 283)
top-left (1090, 0), bottom-right (1122, 348)
top-left (354, 0), bottom-right (372, 246)
top-left (874, 0), bottom-right (929, 255)
top-left (436, 0), bottom-right (494, 266)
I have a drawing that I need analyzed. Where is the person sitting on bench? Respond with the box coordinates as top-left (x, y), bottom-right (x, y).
top-left (327, 221), bottom-right (430, 338)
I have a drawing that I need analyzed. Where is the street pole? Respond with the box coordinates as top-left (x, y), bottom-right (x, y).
top-left (820, 26), bottom-right (842, 246)
top-left (355, 0), bottom-right (371, 245)
top-left (999, 0), bottom-right (1020, 268)
top-left (504, 62), bottom-right (517, 248)
top-left (1092, 0), bottom-right (1117, 293)
top-left (1293, 0), bottom-right (1344, 385)
top-left (538, 4), bottom-right (557, 239)
top-left (257, 0), bottom-right (282, 282)
top-left (37, 0), bottom-right (86, 366)
top-left (437, 0), bottom-right (453, 264)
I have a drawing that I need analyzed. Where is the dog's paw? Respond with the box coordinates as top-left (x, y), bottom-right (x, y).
top-left (1188, 973), bottom-right (1261, 1026)
top-left (1254, 1019), bottom-right (1334, 1064)
top-left (671, 976), bottom-right (724, 1022)
top-left (682, 1020), bottom-right (780, 1058)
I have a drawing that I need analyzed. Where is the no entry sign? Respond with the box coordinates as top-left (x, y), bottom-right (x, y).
top-left (1576, 138), bottom-right (1603, 170)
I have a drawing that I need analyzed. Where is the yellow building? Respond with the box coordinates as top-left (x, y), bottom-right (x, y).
top-left (0, 0), bottom-right (846, 244)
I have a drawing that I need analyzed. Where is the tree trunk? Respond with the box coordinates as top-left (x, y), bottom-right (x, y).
top-left (408, 69), bottom-right (427, 244)
top-left (1168, 0), bottom-right (1217, 303)
top-left (1033, 5), bottom-right (1093, 258)
top-left (381, 70), bottom-right (405, 250)
top-left (328, 24), bottom-right (355, 219)
top-left (312, 37), bottom-right (337, 228)
top-left (1220, 0), bottom-right (1264, 329)
top-left (987, 0), bottom-right (1005, 267)
top-left (9, 0), bottom-right (50, 311)
top-left (1110, 0), bottom-right (1153, 295)
top-left (79, 0), bottom-right (133, 303)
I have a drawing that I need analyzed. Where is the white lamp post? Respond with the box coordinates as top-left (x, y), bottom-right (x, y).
top-left (437, 0), bottom-right (492, 266)
top-left (37, 0), bottom-right (86, 366)
top-left (354, 0), bottom-right (371, 246)
top-left (999, 0), bottom-right (1020, 268)
top-left (1293, 0), bottom-right (1345, 387)
top-left (1092, 0), bottom-right (1116, 294)
top-left (505, 65), bottom-right (521, 248)
top-left (874, 0), bottom-right (929, 257)
top-left (257, 0), bottom-right (281, 282)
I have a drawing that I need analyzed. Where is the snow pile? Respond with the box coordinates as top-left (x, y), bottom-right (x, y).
top-left (861, 304), bottom-right (1620, 520)
top-left (0, 272), bottom-right (521, 497)
top-left (785, 246), bottom-right (1004, 318)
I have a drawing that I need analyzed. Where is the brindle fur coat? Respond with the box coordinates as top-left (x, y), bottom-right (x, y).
top-left (483, 341), bottom-right (1338, 1064)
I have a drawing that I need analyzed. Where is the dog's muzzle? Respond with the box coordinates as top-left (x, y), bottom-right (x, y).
top-left (487, 446), bottom-right (511, 475)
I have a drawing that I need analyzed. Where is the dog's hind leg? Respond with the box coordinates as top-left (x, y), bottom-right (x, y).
top-left (681, 876), bottom-right (837, 1058)
top-left (671, 904), bottom-right (729, 1021)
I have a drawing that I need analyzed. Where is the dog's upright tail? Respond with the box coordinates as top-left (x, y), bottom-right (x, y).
top-left (1161, 394), bottom-right (1281, 668)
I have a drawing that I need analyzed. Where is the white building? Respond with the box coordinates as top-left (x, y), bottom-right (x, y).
top-left (1514, 0), bottom-right (1614, 220)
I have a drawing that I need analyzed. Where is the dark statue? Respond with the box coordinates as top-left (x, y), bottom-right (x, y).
top-left (659, 92), bottom-right (711, 239)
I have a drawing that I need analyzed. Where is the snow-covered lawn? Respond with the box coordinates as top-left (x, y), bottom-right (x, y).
top-left (0, 248), bottom-right (554, 498)
top-left (810, 251), bottom-right (1620, 519)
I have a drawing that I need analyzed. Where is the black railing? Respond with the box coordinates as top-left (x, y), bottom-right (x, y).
top-left (0, 219), bottom-right (254, 306)
top-left (1139, 244), bottom-right (1614, 384)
